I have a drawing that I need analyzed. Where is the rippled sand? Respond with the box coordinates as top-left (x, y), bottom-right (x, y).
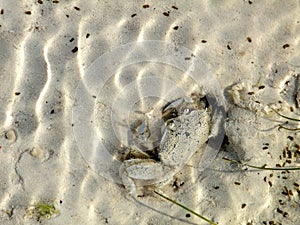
top-left (0, 1), bottom-right (300, 225)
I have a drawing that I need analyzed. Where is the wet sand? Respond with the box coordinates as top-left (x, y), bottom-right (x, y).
top-left (0, 1), bottom-right (299, 224)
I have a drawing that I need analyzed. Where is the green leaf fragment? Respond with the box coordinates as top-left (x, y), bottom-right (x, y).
top-left (27, 202), bottom-right (60, 221)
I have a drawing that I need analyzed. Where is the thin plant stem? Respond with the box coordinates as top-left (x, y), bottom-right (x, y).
top-left (154, 190), bottom-right (218, 225)
top-left (222, 157), bottom-right (300, 171)
top-left (273, 110), bottom-right (300, 122)
top-left (278, 125), bottom-right (300, 131)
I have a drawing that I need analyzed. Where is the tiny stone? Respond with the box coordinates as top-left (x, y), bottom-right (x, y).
top-left (5, 129), bottom-right (17, 142)
top-left (30, 147), bottom-right (43, 159)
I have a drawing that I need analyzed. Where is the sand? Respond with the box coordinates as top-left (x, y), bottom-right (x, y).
top-left (0, 1), bottom-right (300, 225)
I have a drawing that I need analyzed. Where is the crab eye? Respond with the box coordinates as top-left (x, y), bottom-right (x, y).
top-left (183, 108), bottom-right (190, 115)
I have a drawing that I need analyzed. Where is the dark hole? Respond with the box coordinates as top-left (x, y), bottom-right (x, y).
top-left (163, 12), bottom-right (170, 16)
top-left (199, 95), bottom-right (209, 108)
top-left (287, 136), bottom-right (294, 141)
top-left (86, 33), bottom-right (90, 38)
top-left (282, 44), bottom-right (289, 49)
top-left (74, 6), bottom-right (80, 11)
top-left (131, 13), bottom-right (137, 18)
top-left (25, 11), bottom-right (32, 15)
top-left (276, 208), bottom-right (283, 213)
top-left (172, 6), bottom-right (178, 10)
top-left (221, 134), bottom-right (229, 148)
top-left (142, 4), bottom-right (150, 8)
top-left (72, 47), bottom-right (78, 53)
top-left (173, 26), bottom-right (179, 30)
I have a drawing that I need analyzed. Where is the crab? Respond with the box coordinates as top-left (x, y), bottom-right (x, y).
top-left (119, 95), bottom-right (211, 196)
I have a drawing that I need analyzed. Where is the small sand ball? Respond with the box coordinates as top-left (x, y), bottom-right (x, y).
top-left (30, 146), bottom-right (43, 159)
top-left (5, 129), bottom-right (17, 142)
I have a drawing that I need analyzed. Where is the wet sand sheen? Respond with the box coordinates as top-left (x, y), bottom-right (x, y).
top-left (0, 1), bottom-right (300, 225)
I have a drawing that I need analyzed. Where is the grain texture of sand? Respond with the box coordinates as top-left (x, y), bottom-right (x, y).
top-left (0, 1), bottom-right (299, 225)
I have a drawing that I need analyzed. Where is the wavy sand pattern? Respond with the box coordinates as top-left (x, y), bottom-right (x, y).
top-left (0, 1), bottom-right (300, 225)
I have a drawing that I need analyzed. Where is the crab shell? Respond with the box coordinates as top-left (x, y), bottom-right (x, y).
top-left (159, 108), bottom-right (211, 168)
top-left (120, 108), bottom-right (211, 186)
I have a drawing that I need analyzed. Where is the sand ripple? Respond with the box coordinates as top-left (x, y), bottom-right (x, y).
top-left (0, 1), bottom-right (299, 225)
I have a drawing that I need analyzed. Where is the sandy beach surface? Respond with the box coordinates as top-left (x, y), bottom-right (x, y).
top-left (0, 1), bottom-right (300, 225)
